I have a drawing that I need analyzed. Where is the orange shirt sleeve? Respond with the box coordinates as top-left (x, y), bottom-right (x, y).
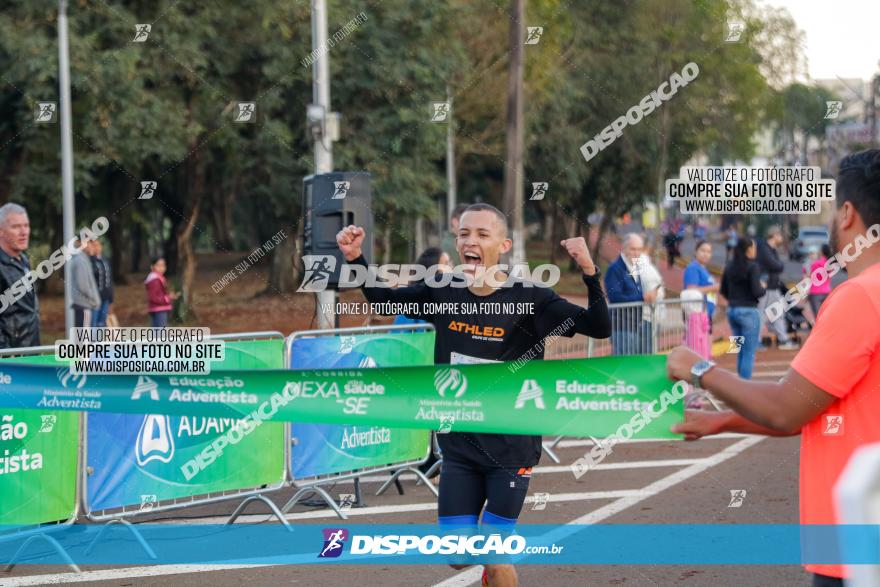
top-left (791, 281), bottom-right (880, 399)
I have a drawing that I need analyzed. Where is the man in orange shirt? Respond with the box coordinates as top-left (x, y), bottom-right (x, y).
top-left (666, 149), bottom-right (880, 587)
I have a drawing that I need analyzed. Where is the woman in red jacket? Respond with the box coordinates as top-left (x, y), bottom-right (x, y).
top-left (144, 256), bottom-right (178, 327)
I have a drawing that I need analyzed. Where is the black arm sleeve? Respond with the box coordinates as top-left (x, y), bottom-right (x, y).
top-left (351, 255), bottom-right (433, 317)
top-left (535, 272), bottom-right (611, 340)
top-left (749, 264), bottom-right (766, 299)
top-left (719, 270), bottom-right (729, 301)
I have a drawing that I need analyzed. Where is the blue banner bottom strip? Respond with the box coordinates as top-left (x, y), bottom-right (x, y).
top-left (0, 525), bottom-right (877, 566)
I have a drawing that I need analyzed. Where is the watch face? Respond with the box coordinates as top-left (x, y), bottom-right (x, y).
top-left (693, 360), bottom-right (715, 376)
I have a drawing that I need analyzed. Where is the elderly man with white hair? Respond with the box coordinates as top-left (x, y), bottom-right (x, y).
top-left (603, 233), bottom-right (660, 355)
top-left (0, 202), bottom-right (40, 348)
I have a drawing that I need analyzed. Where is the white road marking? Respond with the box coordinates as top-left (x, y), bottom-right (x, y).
top-left (356, 458), bottom-right (705, 484)
top-left (431, 435), bottom-right (765, 587)
top-left (2, 438), bottom-right (762, 586)
top-left (169, 489), bottom-right (648, 524)
top-left (0, 489), bottom-right (651, 586)
top-left (0, 565), bottom-right (266, 586)
top-left (553, 433), bottom-right (745, 448)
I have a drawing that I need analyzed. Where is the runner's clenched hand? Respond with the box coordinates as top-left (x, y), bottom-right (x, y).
top-left (560, 237), bottom-right (596, 275)
top-left (337, 225), bottom-right (366, 262)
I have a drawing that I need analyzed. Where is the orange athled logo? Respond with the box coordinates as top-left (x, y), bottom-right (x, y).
top-left (448, 321), bottom-right (505, 338)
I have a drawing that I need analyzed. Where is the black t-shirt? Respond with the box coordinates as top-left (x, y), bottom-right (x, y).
top-left (353, 255), bottom-right (610, 468)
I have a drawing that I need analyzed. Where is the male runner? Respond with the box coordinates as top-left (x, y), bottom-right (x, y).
top-left (337, 203), bottom-right (611, 586)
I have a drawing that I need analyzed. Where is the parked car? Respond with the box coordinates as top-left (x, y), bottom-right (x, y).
top-left (790, 225), bottom-right (830, 261)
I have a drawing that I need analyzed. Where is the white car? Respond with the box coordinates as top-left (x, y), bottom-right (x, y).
top-left (791, 226), bottom-right (829, 261)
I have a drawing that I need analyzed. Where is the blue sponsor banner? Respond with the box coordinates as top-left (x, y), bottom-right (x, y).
top-left (0, 524), bottom-right (878, 566)
top-left (86, 339), bottom-right (286, 512)
top-left (289, 330), bottom-right (434, 479)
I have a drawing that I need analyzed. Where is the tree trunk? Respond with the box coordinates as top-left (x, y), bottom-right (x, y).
top-left (41, 211), bottom-right (65, 295)
top-left (173, 149), bottom-right (205, 323)
top-left (109, 172), bottom-right (130, 284)
top-left (381, 210), bottom-right (394, 265)
top-left (266, 231), bottom-right (296, 294)
top-left (549, 205), bottom-right (560, 265)
top-left (210, 180), bottom-right (237, 251)
top-left (595, 213), bottom-right (615, 265)
top-left (131, 221), bottom-right (144, 275)
top-left (291, 219), bottom-right (305, 288)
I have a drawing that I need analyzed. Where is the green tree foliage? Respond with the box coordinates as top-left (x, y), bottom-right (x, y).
top-left (0, 0), bottom-right (803, 314)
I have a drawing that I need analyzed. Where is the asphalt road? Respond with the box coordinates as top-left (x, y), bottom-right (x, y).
top-left (1, 349), bottom-right (812, 587)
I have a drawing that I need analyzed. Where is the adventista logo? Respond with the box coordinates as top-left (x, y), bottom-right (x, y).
top-left (56, 368), bottom-right (86, 389)
top-left (319, 528), bottom-right (349, 558)
top-left (434, 368), bottom-right (467, 398)
top-left (132, 376), bottom-right (159, 400)
top-left (135, 414), bottom-right (175, 466)
top-left (514, 379), bottom-right (545, 409)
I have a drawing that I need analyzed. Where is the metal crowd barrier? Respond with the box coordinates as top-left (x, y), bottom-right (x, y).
top-left (544, 297), bottom-right (709, 360)
top-left (541, 297), bottom-right (709, 462)
top-left (85, 331), bottom-right (289, 527)
top-left (0, 344), bottom-right (83, 572)
top-left (281, 324), bottom-right (437, 520)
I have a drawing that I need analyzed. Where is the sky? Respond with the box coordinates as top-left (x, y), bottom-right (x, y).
top-left (762, 0), bottom-right (880, 81)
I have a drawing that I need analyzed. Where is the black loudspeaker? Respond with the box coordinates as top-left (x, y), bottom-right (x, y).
top-left (302, 172), bottom-right (373, 290)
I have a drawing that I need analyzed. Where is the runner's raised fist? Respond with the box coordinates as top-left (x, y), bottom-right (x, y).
top-left (560, 237), bottom-right (596, 275)
top-left (337, 225), bottom-right (366, 261)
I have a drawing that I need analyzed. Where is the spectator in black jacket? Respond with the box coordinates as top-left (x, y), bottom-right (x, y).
top-left (0, 203), bottom-right (39, 348)
top-left (89, 239), bottom-right (113, 327)
top-left (756, 226), bottom-right (797, 350)
top-left (720, 237), bottom-right (764, 379)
